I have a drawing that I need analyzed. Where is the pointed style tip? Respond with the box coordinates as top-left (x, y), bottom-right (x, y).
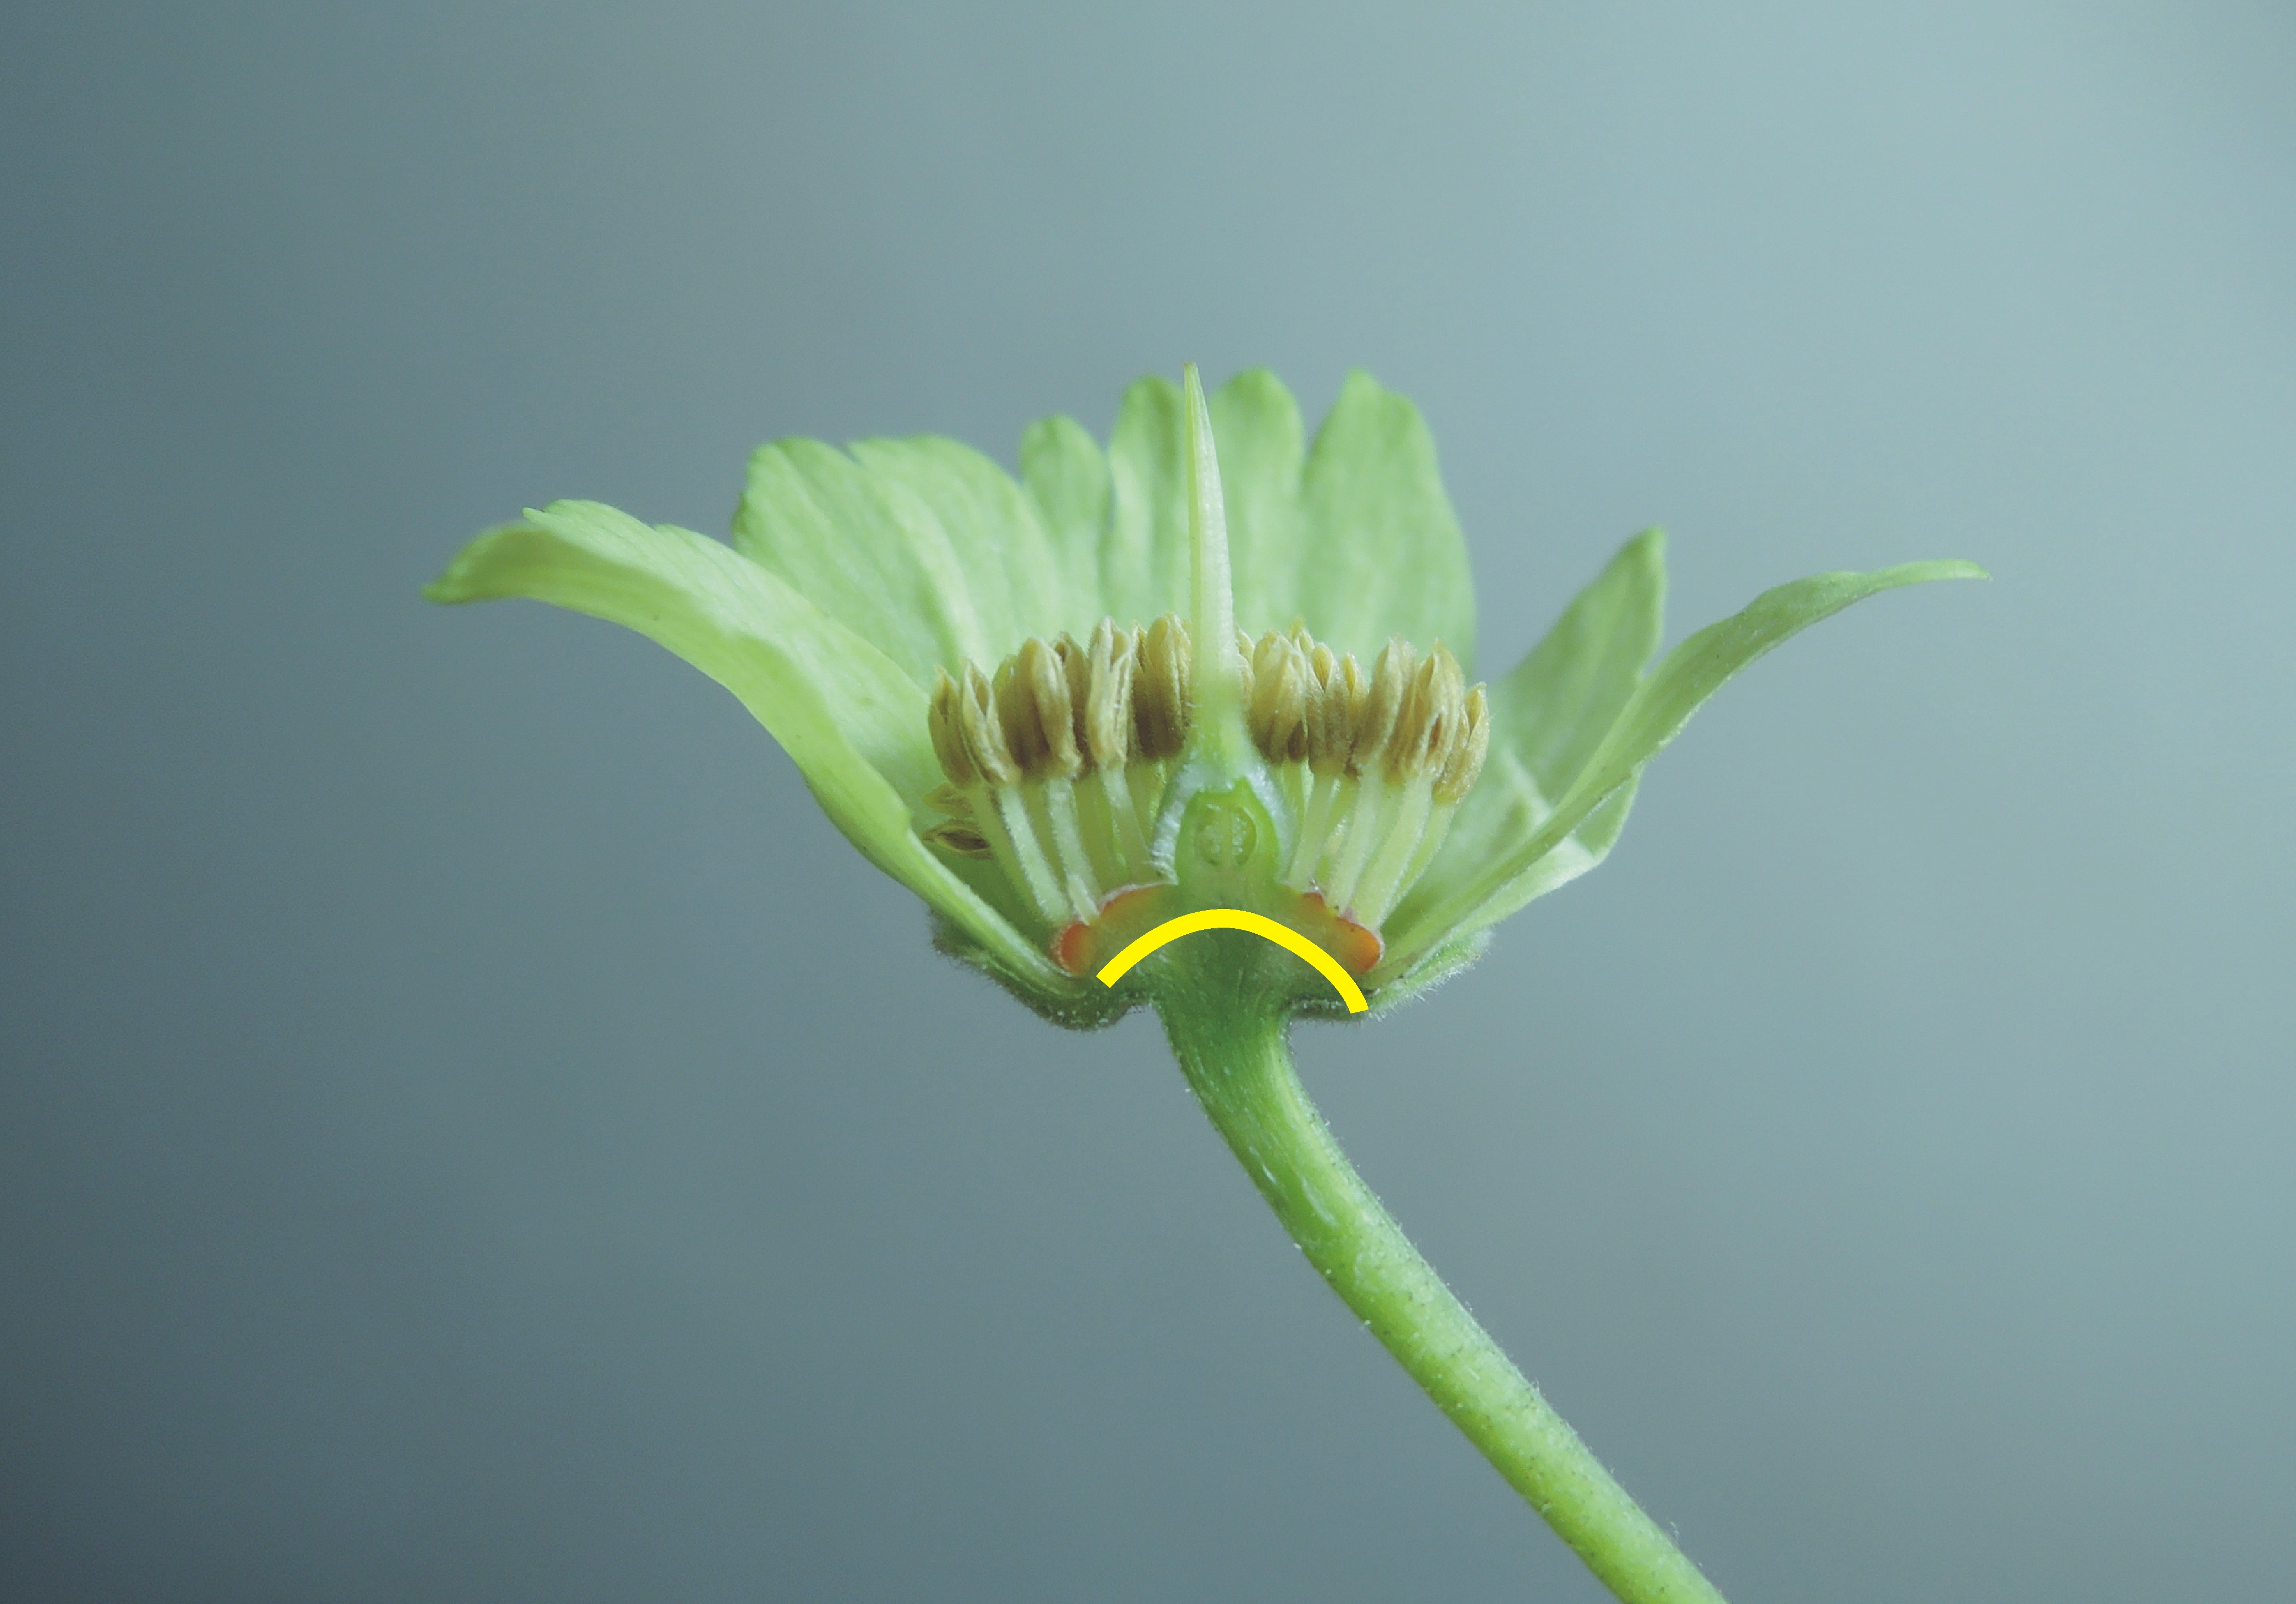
top-left (1180, 363), bottom-right (1250, 776)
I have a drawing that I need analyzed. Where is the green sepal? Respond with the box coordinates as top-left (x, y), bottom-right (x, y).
top-left (1390, 531), bottom-right (1666, 966)
top-left (1296, 928), bottom-right (1494, 1021)
top-left (425, 500), bottom-right (1067, 996)
top-left (1386, 558), bottom-right (1986, 974)
top-left (930, 914), bottom-right (1138, 1031)
top-left (1494, 528), bottom-right (1669, 798)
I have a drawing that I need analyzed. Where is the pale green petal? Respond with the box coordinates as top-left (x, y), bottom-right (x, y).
top-left (1296, 371), bottom-right (1476, 670)
top-left (732, 434), bottom-right (1075, 684)
top-left (1094, 369), bottom-right (1473, 665)
top-left (731, 438), bottom-right (977, 684)
top-left (1100, 368), bottom-right (1317, 636)
top-left (1381, 559), bottom-right (1985, 977)
top-left (1208, 369), bottom-right (1307, 635)
top-left (426, 500), bottom-right (1064, 990)
top-left (1102, 375), bottom-right (1189, 627)
top-left (848, 436), bottom-right (1074, 652)
top-left (1019, 412), bottom-right (1112, 620)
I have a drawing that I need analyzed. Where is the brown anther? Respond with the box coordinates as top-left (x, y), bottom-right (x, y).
top-left (923, 781), bottom-right (973, 819)
top-left (1031, 636), bottom-right (1084, 778)
top-left (1052, 632), bottom-right (1094, 768)
top-left (928, 669), bottom-right (975, 787)
top-left (1435, 685), bottom-right (1491, 803)
top-left (1075, 620), bottom-right (1134, 770)
top-left (1350, 638), bottom-right (1417, 778)
top-left (1248, 631), bottom-right (1310, 766)
top-left (990, 659), bottom-right (1032, 774)
top-left (996, 637), bottom-right (1084, 781)
top-left (931, 664), bottom-right (1020, 789)
top-left (1303, 647), bottom-right (1362, 775)
top-left (1134, 614), bottom-right (1191, 760)
top-left (921, 820), bottom-right (994, 858)
top-left (953, 662), bottom-right (1018, 787)
top-left (1387, 645), bottom-right (1466, 782)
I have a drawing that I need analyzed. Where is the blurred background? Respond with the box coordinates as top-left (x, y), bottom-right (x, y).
top-left (4, 3), bottom-right (2291, 1599)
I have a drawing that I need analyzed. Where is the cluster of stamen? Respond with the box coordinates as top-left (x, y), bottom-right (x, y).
top-left (926, 619), bottom-right (1189, 925)
top-left (1243, 625), bottom-right (1488, 931)
top-left (925, 616), bottom-right (1488, 942)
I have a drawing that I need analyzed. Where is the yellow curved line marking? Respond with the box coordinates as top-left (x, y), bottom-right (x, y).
top-left (1095, 908), bottom-right (1368, 1013)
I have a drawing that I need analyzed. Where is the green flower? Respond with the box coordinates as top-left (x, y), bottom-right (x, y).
top-left (429, 364), bottom-right (1980, 1604)
top-left (428, 366), bottom-right (1979, 1024)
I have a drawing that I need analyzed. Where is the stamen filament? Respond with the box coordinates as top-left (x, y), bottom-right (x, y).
top-left (1323, 779), bottom-right (1389, 914)
top-left (989, 784), bottom-right (1069, 924)
top-left (1038, 776), bottom-right (1104, 920)
top-left (1393, 798), bottom-right (1463, 915)
top-left (1094, 764), bottom-right (1153, 885)
top-left (1349, 776), bottom-right (1434, 930)
top-left (1283, 773), bottom-right (1341, 891)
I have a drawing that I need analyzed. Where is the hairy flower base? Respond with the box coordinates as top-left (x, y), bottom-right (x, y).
top-left (1045, 880), bottom-right (1384, 985)
top-left (924, 613), bottom-right (1489, 969)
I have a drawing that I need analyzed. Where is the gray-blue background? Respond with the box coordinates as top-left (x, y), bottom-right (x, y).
top-left (4, 3), bottom-right (2290, 1600)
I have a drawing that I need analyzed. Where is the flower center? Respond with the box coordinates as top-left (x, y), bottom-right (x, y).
top-left (924, 616), bottom-right (1489, 975)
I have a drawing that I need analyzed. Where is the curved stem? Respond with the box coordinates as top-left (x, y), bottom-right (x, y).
top-left (1158, 992), bottom-right (1726, 1604)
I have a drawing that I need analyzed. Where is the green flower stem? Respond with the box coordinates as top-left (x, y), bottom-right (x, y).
top-left (1157, 981), bottom-right (1726, 1604)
